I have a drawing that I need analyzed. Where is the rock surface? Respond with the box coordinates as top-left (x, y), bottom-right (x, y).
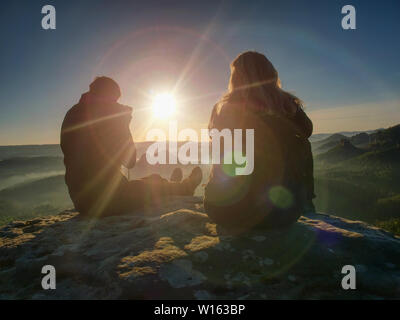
top-left (1, 196), bottom-right (400, 299)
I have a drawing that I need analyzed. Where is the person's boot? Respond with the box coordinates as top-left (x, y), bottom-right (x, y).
top-left (181, 167), bottom-right (203, 196)
top-left (170, 167), bottom-right (183, 182)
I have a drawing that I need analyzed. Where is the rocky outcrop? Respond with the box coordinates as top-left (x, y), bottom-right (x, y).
top-left (1, 196), bottom-right (399, 299)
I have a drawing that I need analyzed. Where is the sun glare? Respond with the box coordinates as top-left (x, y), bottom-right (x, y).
top-left (152, 93), bottom-right (176, 119)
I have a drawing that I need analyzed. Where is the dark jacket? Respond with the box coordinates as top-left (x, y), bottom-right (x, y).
top-left (204, 99), bottom-right (314, 230)
top-left (60, 93), bottom-right (136, 210)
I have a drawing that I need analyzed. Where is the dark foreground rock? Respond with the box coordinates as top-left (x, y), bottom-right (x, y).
top-left (1, 196), bottom-right (399, 299)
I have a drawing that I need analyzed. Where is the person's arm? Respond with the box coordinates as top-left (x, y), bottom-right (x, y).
top-left (293, 107), bottom-right (313, 138)
top-left (120, 115), bottom-right (136, 169)
top-left (208, 104), bottom-right (220, 131)
top-left (208, 103), bottom-right (240, 131)
top-left (108, 106), bottom-right (137, 169)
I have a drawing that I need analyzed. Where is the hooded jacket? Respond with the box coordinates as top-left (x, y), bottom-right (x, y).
top-left (204, 98), bottom-right (315, 228)
top-left (60, 92), bottom-right (136, 206)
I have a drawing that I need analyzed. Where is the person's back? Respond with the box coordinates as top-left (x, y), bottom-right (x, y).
top-left (204, 51), bottom-right (315, 232)
top-left (61, 77), bottom-right (136, 214)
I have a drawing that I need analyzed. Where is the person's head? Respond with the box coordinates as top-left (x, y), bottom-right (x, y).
top-left (222, 51), bottom-right (300, 115)
top-left (89, 76), bottom-right (121, 101)
top-left (229, 51), bottom-right (279, 91)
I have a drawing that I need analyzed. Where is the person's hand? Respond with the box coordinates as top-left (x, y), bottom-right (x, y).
top-left (120, 165), bottom-right (130, 180)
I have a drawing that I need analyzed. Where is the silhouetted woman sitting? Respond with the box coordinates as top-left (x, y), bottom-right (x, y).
top-left (204, 51), bottom-right (315, 233)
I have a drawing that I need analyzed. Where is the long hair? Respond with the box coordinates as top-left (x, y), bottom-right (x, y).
top-left (219, 51), bottom-right (302, 116)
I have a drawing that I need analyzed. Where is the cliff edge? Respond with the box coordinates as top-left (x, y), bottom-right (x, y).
top-left (1, 196), bottom-right (399, 299)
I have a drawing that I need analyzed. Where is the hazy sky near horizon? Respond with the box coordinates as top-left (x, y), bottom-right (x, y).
top-left (1, 0), bottom-right (400, 145)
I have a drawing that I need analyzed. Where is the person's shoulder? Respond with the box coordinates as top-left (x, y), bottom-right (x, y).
top-left (63, 103), bottom-right (81, 120)
top-left (115, 103), bottom-right (132, 111)
top-left (61, 103), bottom-right (82, 135)
top-left (96, 102), bottom-right (132, 119)
top-left (216, 99), bottom-right (243, 117)
top-left (114, 103), bottom-right (132, 115)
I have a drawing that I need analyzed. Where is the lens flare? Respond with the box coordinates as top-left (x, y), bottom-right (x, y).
top-left (268, 185), bottom-right (294, 209)
top-left (152, 93), bottom-right (176, 119)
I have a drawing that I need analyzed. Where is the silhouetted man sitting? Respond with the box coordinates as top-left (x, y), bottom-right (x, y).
top-left (61, 77), bottom-right (202, 217)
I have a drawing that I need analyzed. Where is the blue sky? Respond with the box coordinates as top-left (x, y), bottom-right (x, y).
top-left (0, 0), bottom-right (399, 145)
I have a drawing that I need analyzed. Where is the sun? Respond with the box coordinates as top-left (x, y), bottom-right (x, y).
top-left (151, 93), bottom-right (176, 119)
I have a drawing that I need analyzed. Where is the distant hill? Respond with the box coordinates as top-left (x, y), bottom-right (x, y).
top-left (0, 174), bottom-right (70, 206)
top-left (310, 128), bottom-right (381, 143)
top-left (0, 156), bottom-right (65, 191)
top-left (312, 126), bottom-right (399, 155)
top-left (369, 124), bottom-right (400, 149)
top-left (315, 139), bottom-right (366, 164)
top-left (315, 142), bottom-right (400, 190)
top-left (343, 146), bottom-right (400, 177)
top-left (0, 144), bottom-right (62, 160)
top-left (337, 128), bottom-right (382, 136)
top-left (348, 132), bottom-right (370, 148)
top-left (312, 133), bottom-right (347, 154)
top-left (309, 133), bottom-right (332, 142)
top-left (0, 156), bottom-right (63, 174)
top-left (313, 124), bottom-right (400, 225)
